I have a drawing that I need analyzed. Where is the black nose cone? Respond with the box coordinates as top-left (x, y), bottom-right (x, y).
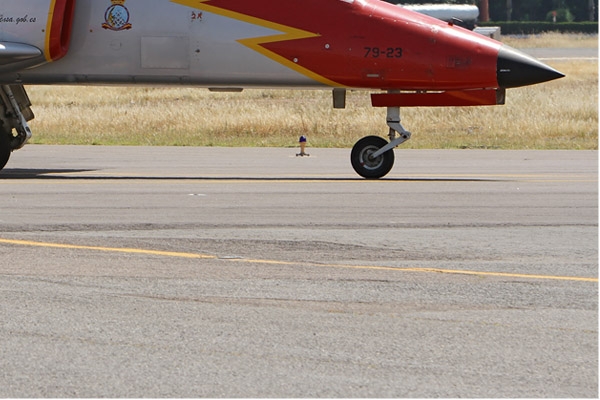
top-left (497, 45), bottom-right (565, 88)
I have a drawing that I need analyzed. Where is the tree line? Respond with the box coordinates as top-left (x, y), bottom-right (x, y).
top-left (384, 0), bottom-right (597, 22)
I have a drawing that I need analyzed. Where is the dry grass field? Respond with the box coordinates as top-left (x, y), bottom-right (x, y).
top-left (27, 34), bottom-right (597, 149)
top-left (502, 32), bottom-right (597, 48)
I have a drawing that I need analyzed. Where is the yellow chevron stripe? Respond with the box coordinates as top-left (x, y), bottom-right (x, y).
top-left (171, 0), bottom-right (341, 86)
top-left (44, 0), bottom-right (58, 62)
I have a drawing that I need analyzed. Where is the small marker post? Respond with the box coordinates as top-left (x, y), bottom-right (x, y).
top-left (296, 135), bottom-right (309, 157)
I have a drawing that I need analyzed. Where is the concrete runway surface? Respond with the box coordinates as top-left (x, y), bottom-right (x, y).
top-left (0, 146), bottom-right (597, 397)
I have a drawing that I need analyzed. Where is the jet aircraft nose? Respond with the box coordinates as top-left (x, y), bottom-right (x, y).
top-left (497, 45), bottom-right (564, 88)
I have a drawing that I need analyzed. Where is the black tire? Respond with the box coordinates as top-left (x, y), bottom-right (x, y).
top-left (0, 127), bottom-right (11, 171)
top-left (350, 136), bottom-right (395, 179)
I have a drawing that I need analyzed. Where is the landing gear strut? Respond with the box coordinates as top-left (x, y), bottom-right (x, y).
top-left (351, 104), bottom-right (411, 179)
top-left (0, 85), bottom-right (34, 171)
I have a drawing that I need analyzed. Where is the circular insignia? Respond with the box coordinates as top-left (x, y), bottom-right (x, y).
top-left (103, 5), bottom-right (132, 31)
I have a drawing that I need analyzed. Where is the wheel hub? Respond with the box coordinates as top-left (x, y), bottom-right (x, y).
top-left (361, 146), bottom-right (384, 170)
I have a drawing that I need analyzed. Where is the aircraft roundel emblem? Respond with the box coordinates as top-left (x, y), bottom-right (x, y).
top-left (102, 0), bottom-right (132, 31)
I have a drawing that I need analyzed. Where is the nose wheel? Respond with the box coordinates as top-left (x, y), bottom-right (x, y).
top-left (350, 136), bottom-right (395, 179)
top-left (350, 104), bottom-right (411, 179)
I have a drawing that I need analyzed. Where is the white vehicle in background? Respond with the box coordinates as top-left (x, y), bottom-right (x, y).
top-left (398, 3), bottom-right (480, 29)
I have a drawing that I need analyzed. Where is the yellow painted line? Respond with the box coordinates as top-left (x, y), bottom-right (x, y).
top-left (44, 0), bottom-right (58, 62)
top-left (234, 258), bottom-right (598, 282)
top-left (317, 263), bottom-right (599, 282)
top-left (0, 238), bottom-right (596, 283)
top-left (0, 238), bottom-right (216, 260)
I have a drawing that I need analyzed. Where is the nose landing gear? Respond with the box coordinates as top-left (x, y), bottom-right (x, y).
top-left (350, 104), bottom-right (411, 179)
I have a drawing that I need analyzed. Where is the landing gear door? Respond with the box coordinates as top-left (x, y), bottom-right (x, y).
top-left (0, 0), bottom-right (76, 64)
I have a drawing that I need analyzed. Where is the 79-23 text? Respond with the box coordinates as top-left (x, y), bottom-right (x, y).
top-left (364, 47), bottom-right (403, 58)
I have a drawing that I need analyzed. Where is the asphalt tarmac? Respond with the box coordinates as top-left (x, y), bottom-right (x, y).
top-left (524, 46), bottom-right (598, 61)
top-left (0, 146), bottom-right (597, 397)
